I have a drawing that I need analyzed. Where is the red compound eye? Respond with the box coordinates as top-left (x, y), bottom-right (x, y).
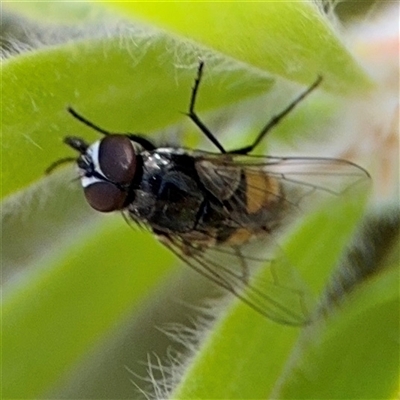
top-left (99, 135), bottom-right (137, 184)
top-left (84, 181), bottom-right (127, 212)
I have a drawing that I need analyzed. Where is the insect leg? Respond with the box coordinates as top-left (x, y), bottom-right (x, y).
top-left (229, 76), bottom-right (323, 155)
top-left (185, 61), bottom-right (227, 154)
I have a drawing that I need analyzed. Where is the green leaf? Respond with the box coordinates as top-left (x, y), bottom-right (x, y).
top-left (3, 1), bottom-right (99, 24)
top-left (110, 1), bottom-right (372, 92)
top-left (3, 211), bottom-right (176, 398)
top-left (276, 266), bottom-right (399, 399)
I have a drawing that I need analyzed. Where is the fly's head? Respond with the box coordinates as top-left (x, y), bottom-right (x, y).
top-left (63, 134), bottom-right (139, 212)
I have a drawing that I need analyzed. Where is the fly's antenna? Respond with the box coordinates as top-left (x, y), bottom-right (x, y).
top-left (67, 107), bottom-right (111, 136)
top-left (45, 136), bottom-right (89, 174)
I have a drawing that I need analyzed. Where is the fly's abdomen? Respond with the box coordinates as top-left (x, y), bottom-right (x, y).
top-left (244, 171), bottom-right (283, 216)
top-left (216, 170), bottom-right (285, 246)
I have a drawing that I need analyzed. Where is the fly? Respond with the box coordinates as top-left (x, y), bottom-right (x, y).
top-left (47, 62), bottom-right (370, 325)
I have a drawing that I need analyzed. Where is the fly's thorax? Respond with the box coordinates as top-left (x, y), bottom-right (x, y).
top-left (128, 149), bottom-right (205, 234)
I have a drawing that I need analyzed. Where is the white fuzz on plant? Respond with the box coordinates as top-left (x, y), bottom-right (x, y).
top-left (127, 298), bottom-right (231, 400)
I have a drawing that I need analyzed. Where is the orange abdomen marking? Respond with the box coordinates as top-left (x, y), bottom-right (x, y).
top-left (245, 171), bottom-right (282, 214)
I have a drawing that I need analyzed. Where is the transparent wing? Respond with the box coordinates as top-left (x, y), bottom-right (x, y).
top-left (136, 153), bottom-right (369, 325)
top-left (157, 154), bottom-right (369, 325)
top-left (158, 233), bottom-right (314, 326)
top-left (195, 153), bottom-right (370, 218)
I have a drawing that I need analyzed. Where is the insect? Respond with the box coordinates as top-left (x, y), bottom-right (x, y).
top-left (47, 62), bottom-right (369, 325)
